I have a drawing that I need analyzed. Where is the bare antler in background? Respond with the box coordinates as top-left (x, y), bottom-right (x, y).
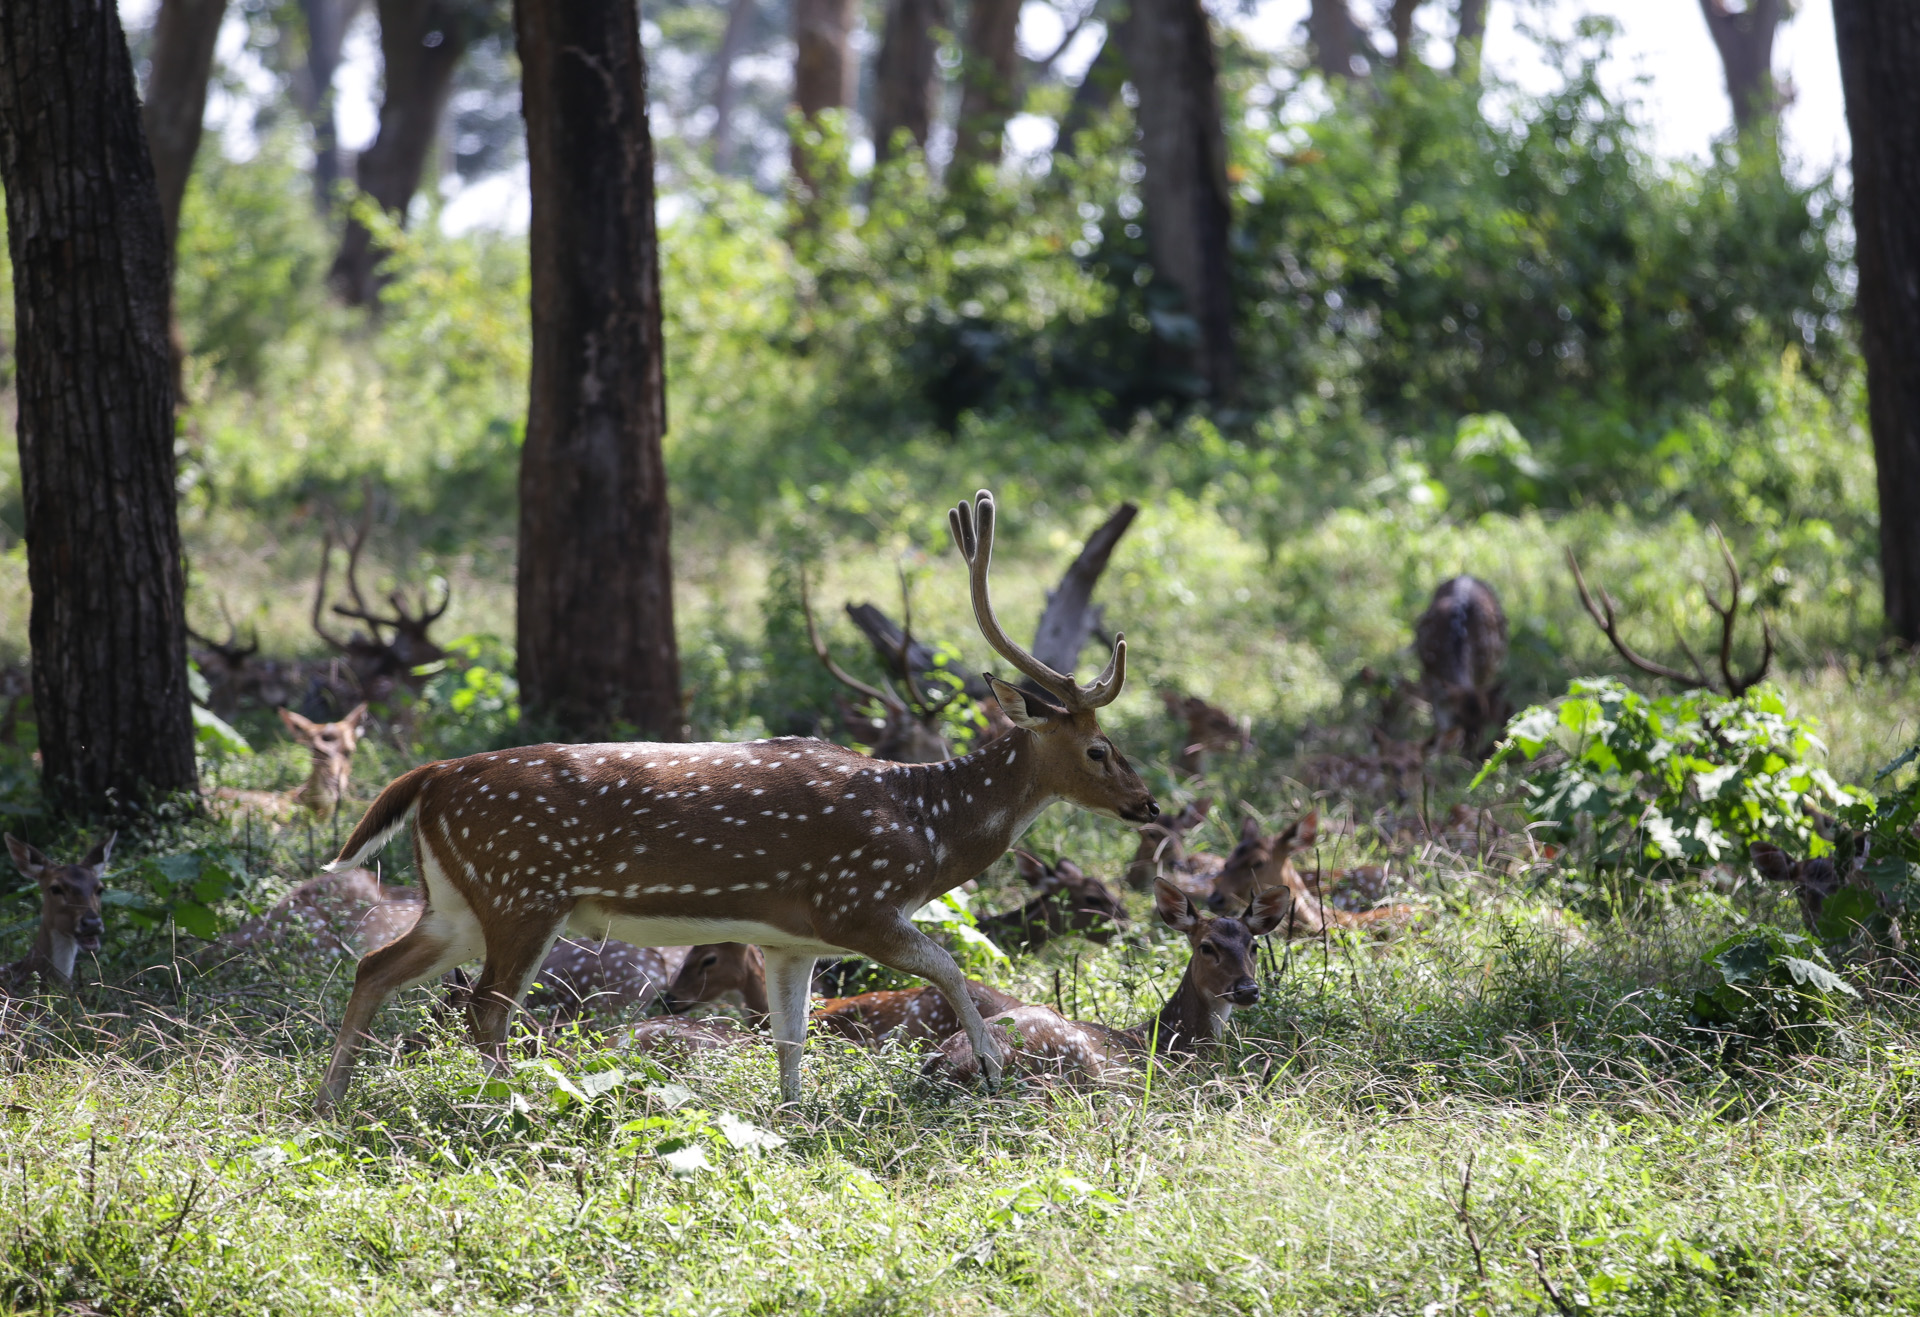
top-left (1567, 525), bottom-right (1773, 696)
top-left (311, 498), bottom-right (451, 691)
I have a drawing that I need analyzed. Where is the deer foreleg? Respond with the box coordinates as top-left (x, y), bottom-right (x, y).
top-left (763, 950), bottom-right (817, 1104)
top-left (465, 924), bottom-right (564, 1075)
top-left (860, 922), bottom-right (1004, 1089)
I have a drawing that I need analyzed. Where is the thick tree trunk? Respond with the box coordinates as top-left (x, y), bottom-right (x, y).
top-left (515, 0), bottom-right (682, 740)
top-left (711, 0), bottom-right (757, 171)
top-left (872, 0), bottom-right (944, 162)
top-left (0, 0), bottom-right (198, 816)
top-left (790, 0), bottom-right (856, 183)
top-left (1834, 0), bottom-right (1920, 643)
top-left (1307, 0), bottom-right (1372, 78)
top-left (1453, 0), bottom-right (1486, 80)
top-left (953, 0), bottom-right (1020, 171)
top-left (329, 0), bottom-right (470, 306)
top-left (1117, 0), bottom-right (1236, 397)
top-left (293, 0), bottom-right (366, 208)
top-left (1387, 0), bottom-right (1421, 68)
top-left (1698, 0), bottom-right (1782, 136)
top-left (142, 0), bottom-right (226, 250)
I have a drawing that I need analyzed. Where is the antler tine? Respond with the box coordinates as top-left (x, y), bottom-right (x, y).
top-left (338, 512), bottom-right (386, 640)
top-left (1566, 548), bottom-right (1701, 689)
top-left (891, 562), bottom-right (959, 720)
top-left (949, 490), bottom-right (1123, 710)
top-left (312, 528), bottom-right (350, 651)
top-left (799, 567), bottom-right (904, 714)
top-left (1707, 524), bottom-right (1772, 697)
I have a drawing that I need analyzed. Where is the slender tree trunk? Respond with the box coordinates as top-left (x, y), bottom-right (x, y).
top-left (1698, 0), bottom-right (1782, 136)
top-left (791, 0), bottom-right (856, 183)
top-left (0, 0), bottom-right (198, 816)
top-left (872, 0), bottom-right (944, 163)
top-left (953, 0), bottom-right (1021, 171)
top-left (329, 0), bottom-right (470, 306)
top-left (1834, 0), bottom-right (1920, 643)
top-left (711, 0), bottom-right (756, 171)
top-left (1307, 0), bottom-right (1372, 78)
top-left (1453, 0), bottom-right (1486, 80)
top-left (515, 0), bottom-right (682, 740)
top-left (1387, 0), bottom-right (1421, 68)
top-left (292, 0), bottom-right (366, 209)
top-left (1117, 0), bottom-right (1235, 397)
top-left (1059, 21), bottom-right (1125, 155)
top-left (142, 0), bottom-right (226, 250)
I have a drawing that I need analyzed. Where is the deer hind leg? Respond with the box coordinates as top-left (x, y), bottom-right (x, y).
top-left (846, 920), bottom-right (1003, 1089)
top-left (464, 923), bottom-right (566, 1074)
top-left (315, 905), bottom-right (483, 1116)
top-left (762, 950), bottom-right (817, 1105)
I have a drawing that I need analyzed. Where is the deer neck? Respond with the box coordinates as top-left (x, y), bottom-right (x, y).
top-left (293, 752), bottom-right (351, 820)
top-left (896, 729), bottom-right (1050, 892)
top-left (19, 922), bottom-right (77, 986)
top-left (1121, 963), bottom-right (1222, 1057)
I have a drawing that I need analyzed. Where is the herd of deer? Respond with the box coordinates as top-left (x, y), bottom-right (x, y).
top-left (5, 491), bottom-right (1798, 1116)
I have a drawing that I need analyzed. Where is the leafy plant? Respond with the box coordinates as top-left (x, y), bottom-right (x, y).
top-left (1688, 924), bottom-right (1857, 1049)
top-left (1478, 678), bottom-right (1851, 881)
top-left (117, 848), bottom-right (249, 940)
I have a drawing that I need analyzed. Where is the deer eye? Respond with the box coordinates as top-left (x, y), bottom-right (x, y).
top-left (1200, 943), bottom-right (1218, 958)
top-left (700, 955), bottom-right (718, 968)
top-left (1087, 745), bottom-right (1108, 762)
top-left (48, 883), bottom-right (65, 896)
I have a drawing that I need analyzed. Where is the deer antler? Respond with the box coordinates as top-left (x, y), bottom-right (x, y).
top-left (948, 490), bottom-right (1124, 712)
top-left (1567, 531), bottom-right (1772, 696)
top-left (1705, 525), bottom-right (1773, 697)
top-left (890, 564), bottom-right (960, 720)
top-left (1567, 547), bottom-right (1707, 688)
top-left (800, 567), bottom-right (906, 716)
top-left (312, 527), bottom-right (353, 654)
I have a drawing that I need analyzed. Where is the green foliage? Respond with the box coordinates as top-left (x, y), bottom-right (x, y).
top-left (1688, 925), bottom-right (1857, 1047)
top-left (116, 848), bottom-right (249, 941)
top-left (1481, 678), bottom-right (1852, 879)
top-left (412, 636), bottom-right (523, 756)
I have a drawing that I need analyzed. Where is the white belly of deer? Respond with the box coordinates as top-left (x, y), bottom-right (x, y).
top-left (568, 903), bottom-right (846, 959)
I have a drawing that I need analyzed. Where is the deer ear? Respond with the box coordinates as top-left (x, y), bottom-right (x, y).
top-left (279, 707), bottom-right (319, 739)
top-left (1189, 796), bottom-right (1213, 822)
top-left (1153, 879), bottom-right (1199, 932)
top-left (1290, 810), bottom-right (1319, 849)
top-left (1245, 885), bottom-right (1293, 936)
top-left (1239, 816), bottom-right (1263, 844)
top-left (1749, 842), bottom-right (1795, 883)
top-left (340, 702), bottom-right (370, 731)
top-left (1013, 850), bottom-right (1055, 889)
top-left (985, 675), bottom-right (1064, 729)
top-left (1053, 858), bottom-right (1086, 886)
top-left (80, 832), bottom-right (116, 873)
top-left (5, 834), bottom-right (46, 881)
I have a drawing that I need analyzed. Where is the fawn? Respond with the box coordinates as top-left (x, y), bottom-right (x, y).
top-left (213, 704), bottom-right (369, 824)
top-left (975, 851), bottom-right (1128, 952)
top-left (3, 834), bottom-right (113, 993)
top-left (1125, 797), bottom-right (1222, 894)
top-left (927, 880), bottom-right (1291, 1085)
top-left (1206, 812), bottom-right (1411, 934)
top-left (1159, 691), bottom-right (1250, 777)
top-left (1414, 576), bottom-right (1509, 756)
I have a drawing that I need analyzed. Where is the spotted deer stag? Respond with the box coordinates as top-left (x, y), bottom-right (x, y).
top-left (312, 490), bottom-right (1159, 1113)
top-left (929, 880), bottom-right (1290, 1085)
top-left (1415, 576), bottom-right (1509, 756)
top-left (213, 704), bottom-right (370, 824)
top-left (3, 834), bottom-right (113, 994)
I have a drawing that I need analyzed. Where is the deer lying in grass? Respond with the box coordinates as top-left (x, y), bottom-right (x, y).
top-left (2, 834), bottom-right (112, 994)
top-left (1750, 840), bottom-right (1907, 957)
top-left (928, 880), bottom-right (1289, 1085)
top-left (1205, 813), bottom-right (1412, 934)
top-left (1415, 576), bottom-right (1510, 757)
top-left (1297, 729), bottom-right (1428, 802)
top-left (312, 508), bottom-right (451, 701)
top-left (213, 705), bottom-right (369, 824)
top-left (1125, 797), bottom-right (1222, 894)
top-left (1159, 691), bottom-right (1250, 778)
top-left (312, 490), bottom-right (1159, 1112)
top-left (975, 851), bottom-right (1128, 952)
top-left (212, 866), bottom-right (422, 964)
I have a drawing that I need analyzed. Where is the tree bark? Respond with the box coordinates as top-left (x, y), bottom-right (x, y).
top-left (515, 0), bottom-right (682, 740)
top-left (710, 0), bottom-right (757, 171)
top-left (1387, 0), bottom-right (1421, 68)
top-left (142, 0), bottom-right (226, 251)
top-left (1833, 0), bottom-right (1920, 643)
top-left (329, 0), bottom-right (471, 306)
top-left (1307, 0), bottom-right (1372, 78)
top-left (292, 0), bottom-right (367, 209)
top-left (790, 0), bottom-right (856, 183)
top-left (1698, 0), bottom-right (1782, 136)
top-left (872, 0), bottom-right (944, 163)
top-left (1030, 503), bottom-right (1137, 675)
top-left (1116, 0), bottom-right (1236, 397)
top-left (1453, 0), bottom-right (1486, 80)
top-left (953, 0), bottom-right (1021, 171)
top-left (0, 0), bottom-right (198, 816)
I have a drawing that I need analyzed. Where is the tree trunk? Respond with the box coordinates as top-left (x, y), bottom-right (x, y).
top-left (292, 0), bottom-right (367, 209)
top-left (515, 0), bottom-right (682, 740)
top-left (1307, 0), bottom-right (1372, 78)
top-left (790, 0), bottom-right (856, 183)
top-left (329, 0), bottom-right (470, 306)
top-left (1116, 0), bottom-right (1236, 397)
top-left (0, 0), bottom-right (198, 816)
top-left (1453, 0), bottom-right (1486, 80)
top-left (1698, 0), bottom-right (1782, 136)
top-left (872, 0), bottom-right (944, 163)
top-left (1387, 0), bottom-right (1421, 68)
top-left (1833, 0), bottom-right (1920, 643)
top-left (711, 0), bottom-right (756, 171)
top-left (1030, 503), bottom-right (1137, 675)
top-left (142, 0), bottom-right (226, 251)
top-left (953, 0), bottom-right (1020, 171)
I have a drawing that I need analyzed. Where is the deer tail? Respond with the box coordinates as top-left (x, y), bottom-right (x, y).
top-left (325, 762), bottom-right (440, 872)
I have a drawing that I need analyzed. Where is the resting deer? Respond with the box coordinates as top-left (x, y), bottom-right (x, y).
top-left (1750, 840), bottom-right (1906, 957)
top-left (312, 508), bottom-right (450, 699)
top-left (1414, 576), bottom-right (1509, 756)
top-left (660, 942), bottom-right (771, 1022)
top-left (3, 834), bottom-right (112, 993)
top-left (975, 851), bottom-right (1128, 952)
top-left (1125, 797), bottom-right (1222, 894)
top-left (312, 490), bottom-right (1159, 1112)
top-left (1206, 813), bottom-right (1412, 934)
top-left (212, 866), bottom-right (422, 963)
top-left (1297, 730), bottom-right (1428, 802)
top-left (801, 570), bottom-right (953, 764)
top-left (1159, 691), bottom-right (1250, 778)
top-left (928, 880), bottom-right (1290, 1085)
top-left (213, 705), bottom-right (370, 824)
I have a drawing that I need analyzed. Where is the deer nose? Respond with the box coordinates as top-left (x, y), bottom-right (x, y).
top-left (1205, 891), bottom-right (1229, 913)
top-left (77, 916), bottom-right (104, 936)
top-left (1228, 980), bottom-right (1259, 1006)
top-left (1145, 801), bottom-right (1160, 818)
